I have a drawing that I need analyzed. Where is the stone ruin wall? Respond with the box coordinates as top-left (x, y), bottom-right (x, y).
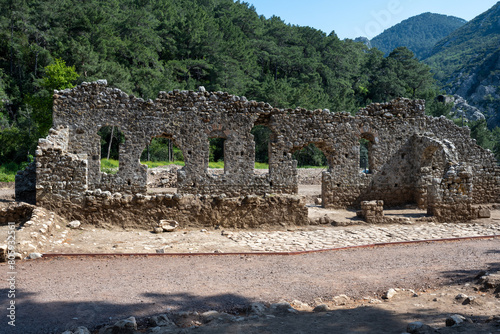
top-left (14, 80), bottom-right (500, 227)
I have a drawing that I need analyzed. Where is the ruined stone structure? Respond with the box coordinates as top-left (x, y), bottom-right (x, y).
top-left (15, 80), bottom-right (500, 227)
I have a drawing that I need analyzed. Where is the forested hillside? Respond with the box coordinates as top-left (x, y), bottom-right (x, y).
top-left (0, 0), bottom-right (496, 169)
top-left (370, 12), bottom-right (466, 59)
top-left (424, 2), bottom-right (500, 128)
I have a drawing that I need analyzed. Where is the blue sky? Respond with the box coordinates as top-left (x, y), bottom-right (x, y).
top-left (245, 0), bottom-right (499, 39)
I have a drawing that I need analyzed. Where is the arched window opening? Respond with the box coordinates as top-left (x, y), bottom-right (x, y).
top-left (98, 126), bottom-right (124, 174)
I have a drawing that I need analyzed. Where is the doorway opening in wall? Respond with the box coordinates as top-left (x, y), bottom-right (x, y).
top-left (291, 143), bottom-right (328, 206)
top-left (98, 126), bottom-right (124, 174)
top-left (140, 136), bottom-right (184, 192)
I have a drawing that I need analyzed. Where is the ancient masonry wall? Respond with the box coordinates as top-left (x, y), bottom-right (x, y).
top-left (37, 191), bottom-right (308, 229)
top-left (14, 80), bottom-right (500, 226)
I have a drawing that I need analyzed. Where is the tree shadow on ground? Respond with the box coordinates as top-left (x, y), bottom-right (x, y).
top-left (0, 289), bottom-right (252, 334)
top-left (0, 288), bottom-right (435, 334)
top-left (439, 260), bottom-right (500, 284)
top-left (2, 288), bottom-right (499, 334)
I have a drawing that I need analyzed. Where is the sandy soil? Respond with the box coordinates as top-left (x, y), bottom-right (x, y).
top-left (0, 182), bottom-right (15, 208)
top-left (1, 239), bottom-right (499, 334)
top-left (2, 182), bottom-right (500, 333)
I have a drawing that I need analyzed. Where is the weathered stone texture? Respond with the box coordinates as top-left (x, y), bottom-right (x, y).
top-left (37, 192), bottom-right (308, 229)
top-left (14, 80), bottom-right (500, 226)
top-left (0, 202), bottom-right (35, 225)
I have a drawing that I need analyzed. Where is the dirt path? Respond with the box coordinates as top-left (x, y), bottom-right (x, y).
top-left (2, 238), bottom-right (500, 333)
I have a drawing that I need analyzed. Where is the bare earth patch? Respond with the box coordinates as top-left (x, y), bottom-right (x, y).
top-left (2, 182), bottom-right (500, 333)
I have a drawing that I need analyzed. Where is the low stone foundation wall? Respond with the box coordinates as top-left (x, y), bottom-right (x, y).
top-left (0, 202), bottom-right (35, 225)
top-left (38, 192), bottom-right (309, 229)
top-left (429, 203), bottom-right (493, 222)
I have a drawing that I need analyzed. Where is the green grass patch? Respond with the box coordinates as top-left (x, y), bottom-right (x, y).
top-left (208, 161), bottom-right (224, 169)
top-left (101, 158), bottom-right (119, 169)
top-left (0, 162), bottom-right (25, 183)
top-left (100, 158), bottom-right (119, 174)
top-left (141, 160), bottom-right (185, 168)
top-left (0, 172), bottom-right (15, 183)
top-left (101, 159), bottom-right (325, 172)
top-left (254, 162), bottom-right (269, 169)
top-left (296, 165), bottom-right (328, 169)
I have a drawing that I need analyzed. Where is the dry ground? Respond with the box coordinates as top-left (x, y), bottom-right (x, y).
top-left (2, 182), bottom-right (500, 333)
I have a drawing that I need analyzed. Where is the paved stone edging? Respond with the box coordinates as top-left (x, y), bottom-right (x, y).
top-left (223, 222), bottom-right (500, 252)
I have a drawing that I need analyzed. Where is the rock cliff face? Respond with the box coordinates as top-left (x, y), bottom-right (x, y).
top-left (450, 50), bottom-right (500, 127)
top-left (440, 95), bottom-right (486, 122)
top-left (425, 3), bottom-right (500, 127)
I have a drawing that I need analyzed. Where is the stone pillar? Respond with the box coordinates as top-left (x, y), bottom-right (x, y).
top-left (360, 200), bottom-right (384, 224)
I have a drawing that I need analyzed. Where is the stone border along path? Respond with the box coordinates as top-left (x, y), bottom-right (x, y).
top-left (38, 219), bottom-right (500, 255)
top-left (222, 221), bottom-right (500, 253)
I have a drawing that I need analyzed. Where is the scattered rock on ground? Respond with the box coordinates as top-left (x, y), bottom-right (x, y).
top-left (28, 252), bottom-right (43, 259)
top-left (406, 321), bottom-right (437, 333)
top-left (149, 314), bottom-right (176, 327)
top-left (61, 327), bottom-right (91, 334)
top-left (383, 288), bottom-right (397, 299)
top-left (248, 302), bottom-right (268, 316)
top-left (270, 301), bottom-right (297, 314)
top-left (445, 314), bottom-right (465, 327)
top-left (158, 220), bottom-right (178, 232)
top-left (99, 316), bottom-right (137, 334)
top-left (67, 220), bottom-right (81, 229)
top-left (312, 304), bottom-right (330, 312)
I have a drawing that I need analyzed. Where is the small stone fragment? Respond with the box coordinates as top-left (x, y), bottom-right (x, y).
top-left (406, 321), bottom-right (437, 334)
top-left (313, 304), bottom-right (330, 312)
top-left (68, 220), bottom-right (81, 229)
top-left (445, 314), bottom-right (465, 327)
top-left (150, 314), bottom-right (175, 327)
top-left (72, 327), bottom-right (91, 334)
top-left (248, 302), bottom-right (268, 316)
top-left (407, 321), bottom-right (424, 333)
top-left (28, 253), bottom-right (43, 260)
top-left (332, 294), bottom-right (350, 306)
top-left (270, 301), bottom-right (297, 314)
top-left (159, 220), bottom-right (178, 232)
top-left (383, 288), bottom-right (397, 299)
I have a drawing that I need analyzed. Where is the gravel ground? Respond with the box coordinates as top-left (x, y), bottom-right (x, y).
top-left (1, 238), bottom-right (499, 333)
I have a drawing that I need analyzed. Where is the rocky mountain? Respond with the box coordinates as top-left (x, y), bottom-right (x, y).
top-left (425, 2), bottom-right (500, 127)
top-left (370, 12), bottom-right (466, 59)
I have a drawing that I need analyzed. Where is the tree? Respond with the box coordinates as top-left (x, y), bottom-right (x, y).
top-left (29, 58), bottom-right (78, 136)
